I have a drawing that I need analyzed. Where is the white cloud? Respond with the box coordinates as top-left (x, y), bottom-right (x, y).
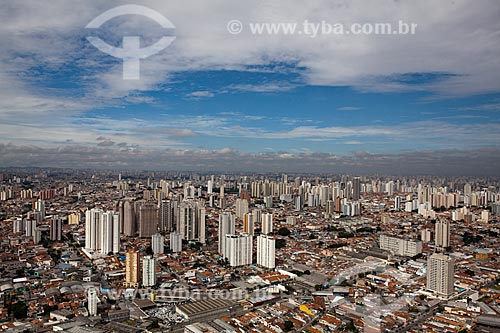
top-left (337, 106), bottom-right (362, 111)
top-left (1, 142), bottom-right (499, 175)
top-left (456, 103), bottom-right (500, 112)
top-left (1, 0), bottom-right (500, 169)
top-left (2, 0), bottom-right (498, 117)
top-left (186, 90), bottom-right (215, 98)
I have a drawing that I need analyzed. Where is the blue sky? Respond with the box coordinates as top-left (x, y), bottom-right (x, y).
top-left (0, 0), bottom-right (499, 174)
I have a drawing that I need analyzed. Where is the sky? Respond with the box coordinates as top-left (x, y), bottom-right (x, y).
top-left (0, 0), bottom-right (500, 175)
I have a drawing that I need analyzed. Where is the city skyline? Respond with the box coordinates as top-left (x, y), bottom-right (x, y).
top-left (0, 0), bottom-right (499, 174)
top-left (1, 1), bottom-right (500, 331)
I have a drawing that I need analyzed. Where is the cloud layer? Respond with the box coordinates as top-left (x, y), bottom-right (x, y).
top-left (1, 143), bottom-right (499, 176)
top-left (1, 0), bottom-right (500, 173)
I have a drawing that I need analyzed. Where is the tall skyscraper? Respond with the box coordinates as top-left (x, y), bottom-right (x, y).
top-left (85, 209), bottom-right (119, 253)
top-left (100, 212), bottom-right (120, 254)
top-left (243, 213), bottom-right (254, 236)
top-left (235, 198), bottom-right (249, 220)
top-left (159, 200), bottom-right (177, 232)
top-left (225, 233), bottom-right (252, 267)
top-left (125, 248), bottom-right (140, 288)
top-left (142, 255), bottom-right (157, 287)
top-left (352, 177), bottom-right (361, 201)
top-left (252, 209), bottom-right (262, 224)
top-left (218, 213), bottom-right (235, 257)
top-left (85, 208), bottom-right (102, 250)
top-left (394, 196), bottom-right (401, 210)
top-left (50, 215), bottom-right (63, 241)
top-left (170, 231), bottom-right (182, 253)
top-left (427, 253), bottom-right (454, 298)
top-left (261, 213), bottom-right (273, 235)
top-left (123, 199), bottom-right (136, 237)
top-left (138, 202), bottom-right (159, 238)
top-left (33, 227), bottom-right (42, 244)
top-left (219, 183), bottom-right (225, 209)
top-left (178, 200), bottom-right (206, 243)
top-left (25, 217), bottom-right (37, 238)
top-left (464, 183), bottom-right (472, 196)
top-left (34, 199), bottom-right (45, 220)
top-left (87, 287), bottom-right (98, 316)
top-left (435, 220), bottom-right (450, 249)
top-left (257, 235), bottom-right (275, 269)
top-left (13, 218), bottom-right (24, 234)
top-left (151, 233), bottom-right (164, 255)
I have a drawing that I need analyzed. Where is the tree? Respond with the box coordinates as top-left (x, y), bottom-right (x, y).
top-left (346, 320), bottom-right (358, 332)
top-left (338, 231), bottom-right (354, 238)
top-left (284, 320), bottom-right (294, 332)
top-left (11, 301), bottom-right (28, 319)
top-left (465, 269), bottom-right (475, 277)
top-left (275, 239), bottom-right (287, 249)
top-left (150, 319), bottom-right (160, 329)
top-left (278, 227), bottom-right (291, 237)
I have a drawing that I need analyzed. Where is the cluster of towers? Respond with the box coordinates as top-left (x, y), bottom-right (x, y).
top-left (218, 211), bottom-right (275, 269)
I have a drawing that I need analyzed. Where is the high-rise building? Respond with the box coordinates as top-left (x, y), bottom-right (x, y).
top-left (85, 209), bottom-right (119, 253)
top-left (178, 200), bottom-right (206, 243)
top-left (235, 198), bottom-right (249, 220)
top-left (219, 183), bottom-right (225, 209)
top-left (123, 199), bottom-right (135, 237)
top-left (218, 213), bottom-right (235, 257)
top-left (252, 209), bottom-right (262, 224)
top-left (151, 233), bottom-right (164, 255)
top-left (138, 202), bottom-right (159, 238)
top-left (50, 215), bottom-right (63, 241)
top-left (225, 233), bottom-right (252, 267)
top-left (33, 227), bottom-right (42, 244)
top-left (421, 229), bottom-right (432, 243)
top-left (85, 208), bottom-right (102, 250)
top-left (87, 287), bottom-right (98, 316)
top-left (100, 212), bottom-right (120, 254)
top-left (427, 253), bottom-right (454, 298)
top-left (257, 235), bottom-right (275, 269)
top-left (243, 213), bottom-right (254, 236)
top-left (435, 220), bottom-right (450, 249)
top-left (263, 196), bottom-right (273, 208)
top-left (68, 212), bottom-right (80, 225)
top-left (464, 183), bottom-right (472, 196)
top-left (159, 200), bottom-right (177, 232)
top-left (352, 177), bottom-right (361, 201)
top-left (13, 218), bottom-right (24, 234)
top-left (142, 256), bottom-right (157, 287)
top-left (394, 196), bottom-right (401, 210)
top-left (379, 234), bottom-right (422, 257)
top-left (207, 180), bottom-right (213, 194)
top-left (25, 218), bottom-right (37, 237)
top-left (125, 248), bottom-right (140, 288)
top-left (34, 199), bottom-right (45, 220)
top-left (261, 213), bottom-right (273, 235)
top-left (170, 231), bottom-right (182, 253)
